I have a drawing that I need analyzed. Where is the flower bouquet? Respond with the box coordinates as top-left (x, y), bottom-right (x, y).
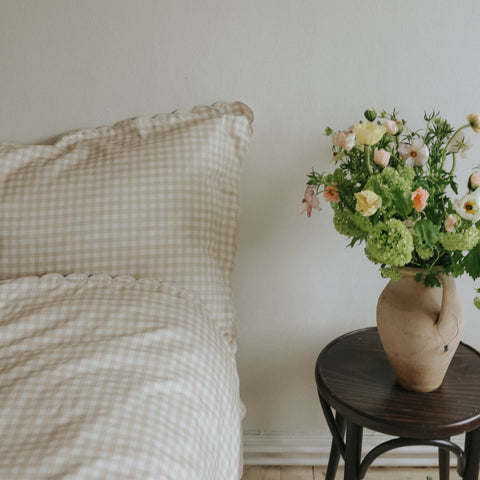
top-left (299, 109), bottom-right (480, 308)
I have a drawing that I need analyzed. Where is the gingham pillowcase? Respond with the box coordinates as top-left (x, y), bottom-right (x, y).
top-left (0, 102), bottom-right (253, 335)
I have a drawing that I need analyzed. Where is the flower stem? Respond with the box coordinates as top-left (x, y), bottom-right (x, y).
top-left (449, 153), bottom-right (457, 175)
top-left (442, 123), bottom-right (469, 170)
top-left (365, 146), bottom-right (373, 175)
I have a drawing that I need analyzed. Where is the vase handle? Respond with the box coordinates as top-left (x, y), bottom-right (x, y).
top-left (437, 274), bottom-right (460, 347)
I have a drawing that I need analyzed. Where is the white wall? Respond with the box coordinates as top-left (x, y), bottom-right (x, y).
top-left (2, 0), bottom-right (480, 465)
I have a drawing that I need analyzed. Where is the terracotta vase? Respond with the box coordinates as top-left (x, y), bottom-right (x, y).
top-left (376, 268), bottom-right (464, 392)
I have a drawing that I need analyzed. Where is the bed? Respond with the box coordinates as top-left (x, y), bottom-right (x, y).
top-left (0, 102), bottom-right (253, 479)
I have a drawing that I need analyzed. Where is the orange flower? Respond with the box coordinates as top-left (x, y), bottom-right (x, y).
top-left (323, 183), bottom-right (340, 202)
top-left (411, 187), bottom-right (429, 212)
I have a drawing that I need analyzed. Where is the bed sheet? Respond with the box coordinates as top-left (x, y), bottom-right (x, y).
top-left (0, 274), bottom-right (244, 479)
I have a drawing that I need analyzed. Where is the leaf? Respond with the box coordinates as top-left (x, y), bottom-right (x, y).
top-left (424, 273), bottom-right (441, 288)
top-left (414, 218), bottom-right (440, 248)
top-left (463, 242), bottom-right (480, 279)
top-left (391, 188), bottom-right (413, 218)
top-left (449, 177), bottom-right (458, 195)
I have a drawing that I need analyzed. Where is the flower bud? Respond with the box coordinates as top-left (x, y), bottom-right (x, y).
top-left (364, 109), bottom-right (377, 122)
top-left (395, 121), bottom-right (404, 135)
top-left (382, 120), bottom-right (398, 135)
top-left (373, 148), bottom-right (390, 167)
top-left (468, 172), bottom-right (480, 191)
top-left (444, 214), bottom-right (457, 233)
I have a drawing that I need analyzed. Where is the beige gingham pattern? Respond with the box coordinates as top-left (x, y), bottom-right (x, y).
top-left (0, 274), bottom-right (244, 480)
top-left (0, 102), bottom-right (253, 339)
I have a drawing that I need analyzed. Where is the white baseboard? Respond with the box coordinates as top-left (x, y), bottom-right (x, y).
top-left (243, 432), bottom-right (462, 467)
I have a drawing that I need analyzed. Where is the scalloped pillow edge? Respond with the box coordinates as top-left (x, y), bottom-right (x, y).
top-left (0, 273), bottom-right (238, 349)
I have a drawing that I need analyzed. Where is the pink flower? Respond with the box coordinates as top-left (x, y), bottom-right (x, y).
top-left (373, 148), bottom-right (391, 167)
top-left (383, 119), bottom-right (399, 135)
top-left (298, 186), bottom-right (321, 218)
top-left (468, 172), bottom-right (480, 191)
top-left (323, 183), bottom-right (340, 202)
top-left (411, 187), bottom-right (429, 212)
top-left (332, 131), bottom-right (355, 151)
top-left (398, 138), bottom-right (429, 167)
top-left (444, 214), bottom-right (457, 232)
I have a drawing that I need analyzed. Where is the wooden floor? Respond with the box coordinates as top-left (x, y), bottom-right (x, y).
top-left (241, 466), bottom-right (459, 479)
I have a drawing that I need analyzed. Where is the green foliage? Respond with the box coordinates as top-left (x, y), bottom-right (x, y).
top-left (301, 108), bottom-right (480, 305)
top-left (463, 243), bottom-right (480, 279)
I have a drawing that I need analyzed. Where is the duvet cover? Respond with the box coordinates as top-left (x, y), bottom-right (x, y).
top-left (0, 274), bottom-right (244, 479)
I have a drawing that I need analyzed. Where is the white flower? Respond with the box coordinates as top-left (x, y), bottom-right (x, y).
top-left (383, 119), bottom-right (399, 135)
top-left (398, 138), bottom-right (429, 167)
top-left (454, 191), bottom-right (480, 222)
top-left (332, 131), bottom-right (355, 151)
top-left (448, 131), bottom-right (472, 158)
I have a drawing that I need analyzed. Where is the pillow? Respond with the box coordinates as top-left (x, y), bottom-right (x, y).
top-left (0, 102), bottom-right (253, 332)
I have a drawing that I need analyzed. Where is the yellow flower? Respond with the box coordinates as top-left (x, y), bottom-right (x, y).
top-left (353, 122), bottom-right (386, 146)
top-left (355, 190), bottom-right (382, 216)
top-left (467, 113), bottom-right (480, 133)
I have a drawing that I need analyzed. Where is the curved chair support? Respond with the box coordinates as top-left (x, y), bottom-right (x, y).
top-left (359, 438), bottom-right (466, 479)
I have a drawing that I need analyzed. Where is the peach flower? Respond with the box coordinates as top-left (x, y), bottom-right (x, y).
top-left (323, 183), bottom-right (340, 202)
top-left (298, 186), bottom-right (321, 218)
top-left (411, 187), bottom-right (429, 212)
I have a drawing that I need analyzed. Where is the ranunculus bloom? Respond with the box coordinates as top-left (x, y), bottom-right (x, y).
top-left (355, 190), bottom-right (382, 216)
top-left (324, 184), bottom-right (340, 202)
top-left (298, 186), bottom-right (321, 218)
top-left (383, 119), bottom-right (399, 135)
top-left (353, 122), bottom-right (386, 146)
top-left (444, 214), bottom-right (457, 232)
top-left (454, 191), bottom-right (480, 222)
top-left (468, 172), bottom-right (480, 191)
top-left (467, 113), bottom-right (480, 133)
top-left (411, 187), bottom-right (429, 212)
top-left (373, 148), bottom-right (390, 167)
top-left (398, 138), bottom-right (429, 167)
top-left (332, 131), bottom-right (355, 151)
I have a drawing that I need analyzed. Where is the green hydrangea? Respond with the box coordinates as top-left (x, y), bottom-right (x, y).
top-left (380, 266), bottom-right (402, 281)
top-left (365, 219), bottom-right (414, 266)
top-left (365, 167), bottom-right (414, 215)
top-left (416, 246), bottom-right (434, 260)
top-left (439, 227), bottom-right (480, 251)
top-left (332, 205), bottom-right (371, 237)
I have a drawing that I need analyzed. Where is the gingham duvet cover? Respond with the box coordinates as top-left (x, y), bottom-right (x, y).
top-left (0, 274), bottom-right (244, 479)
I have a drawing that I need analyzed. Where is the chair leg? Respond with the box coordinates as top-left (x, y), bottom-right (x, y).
top-left (463, 428), bottom-right (480, 480)
top-left (325, 412), bottom-right (346, 480)
top-left (439, 445), bottom-right (450, 480)
top-left (344, 421), bottom-right (362, 480)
